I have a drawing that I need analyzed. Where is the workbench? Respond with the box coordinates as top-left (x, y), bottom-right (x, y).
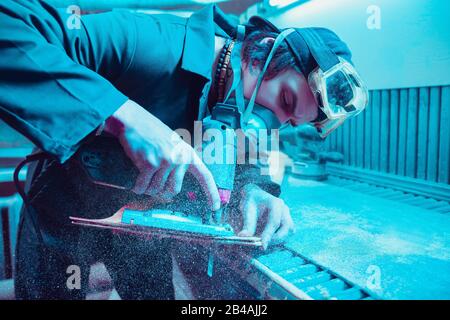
top-left (277, 175), bottom-right (450, 299)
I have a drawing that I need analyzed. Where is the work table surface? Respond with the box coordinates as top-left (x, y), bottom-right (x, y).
top-left (279, 176), bottom-right (450, 299)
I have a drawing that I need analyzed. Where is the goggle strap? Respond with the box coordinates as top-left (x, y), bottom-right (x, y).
top-left (299, 29), bottom-right (340, 73)
top-left (243, 28), bottom-right (296, 123)
top-left (284, 32), bottom-right (311, 76)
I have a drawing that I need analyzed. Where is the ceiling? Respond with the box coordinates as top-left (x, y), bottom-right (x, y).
top-left (47, 0), bottom-right (260, 14)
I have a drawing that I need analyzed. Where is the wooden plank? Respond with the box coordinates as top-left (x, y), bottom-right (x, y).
top-left (326, 128), bottom-right (333, 151)
top-left (351, 117), bottom-right (358, 167)
top-left (356, 103), bottom-right (365, 168)
top-left (328, 118), bottom-right (337, 152)
top-left (371, 91), bottom-right (381, 171)
top-left (323, 131), bottom-right (330, 150)
top-left (339, 120), bottom-right (345, 158)
top-left (343, 117), bottom-right (350, 165)
top-left (349, 119), bottom-right (354, 166)
top-left (379, 90), bottom-right (390, 173)
top-left (332, 123), bottom-right (338, 151)
top-left (397, 89), bottom-right (409, 176)
top-left (333, 127), bottom-right (340, 154)
top-left (364, 91), bottom-right (373, 169)
top-left (416, 87), bottom-right (430, 180)
top-left (322, 85), bottom-right (446, 185)
top-left (427, 87), bottom-right (441, 182)
top-left (406, 88), bottom-right (419, 178)
top-left (388, 89), bottom-right (399, 174)
top-left (338, 120), bottom-right (346, 161)
top-left (438, 86), bottom-right (450, 184)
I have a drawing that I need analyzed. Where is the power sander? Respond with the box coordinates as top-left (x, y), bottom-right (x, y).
top-left (73, 102), bottom-right (246, 241)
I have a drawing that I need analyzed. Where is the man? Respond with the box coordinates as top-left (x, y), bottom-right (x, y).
top-left (0, 0), bottom-right (367, 299)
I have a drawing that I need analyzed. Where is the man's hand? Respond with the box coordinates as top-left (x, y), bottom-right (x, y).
top-left (104, 100), bottom-right (220, 211)
top-left (237, 184), bottom-right (295, 249)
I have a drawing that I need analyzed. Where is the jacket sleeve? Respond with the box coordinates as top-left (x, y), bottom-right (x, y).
top-left (0, 0), bottom-right (137, 162)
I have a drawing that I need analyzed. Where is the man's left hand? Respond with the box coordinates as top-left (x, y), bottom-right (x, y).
top-left (236, 183), bottom-right (295, 249)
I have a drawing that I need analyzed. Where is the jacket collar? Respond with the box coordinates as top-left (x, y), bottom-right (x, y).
top-left (181, 5), bottom-right (237, 80)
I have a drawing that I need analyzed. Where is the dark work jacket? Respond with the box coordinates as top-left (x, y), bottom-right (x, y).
top-left (0, 0), bottom-right (280, 247)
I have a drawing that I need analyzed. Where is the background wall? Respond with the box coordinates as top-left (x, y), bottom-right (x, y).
top-left (261, 0), bottom-right (450, 185)
top-left (266, 0), bottom-right (450, 90)
top-left (324, 85), bottom-right (450, 185)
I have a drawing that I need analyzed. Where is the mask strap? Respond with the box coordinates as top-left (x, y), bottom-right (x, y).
top-left (243, 28), bottom-right (295, 123)
top-left (224, 25), bottom-right (245, 112)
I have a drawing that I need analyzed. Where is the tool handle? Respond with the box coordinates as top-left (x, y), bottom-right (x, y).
top-left (74, 136), bottom-right (139, 190)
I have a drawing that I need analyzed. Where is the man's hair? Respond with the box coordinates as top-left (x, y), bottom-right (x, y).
top-left (242, 28), bottom-right (300, 79)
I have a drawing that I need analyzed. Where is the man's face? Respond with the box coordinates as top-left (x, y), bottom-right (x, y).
top-left (241, 51), bottom-right (319, 127)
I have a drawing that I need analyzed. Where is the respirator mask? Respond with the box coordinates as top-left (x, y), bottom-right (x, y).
top-left (209, 20), bottom-right (368, 139)
top-left (205, 25), bottom-right (291, 141)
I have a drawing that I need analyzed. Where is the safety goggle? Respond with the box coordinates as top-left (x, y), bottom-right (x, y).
top-left (308, 57), bottom-right (368, 138)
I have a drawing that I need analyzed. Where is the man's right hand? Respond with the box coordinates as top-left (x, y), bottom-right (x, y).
top-left (104, 100), bottom-right (220, 211)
